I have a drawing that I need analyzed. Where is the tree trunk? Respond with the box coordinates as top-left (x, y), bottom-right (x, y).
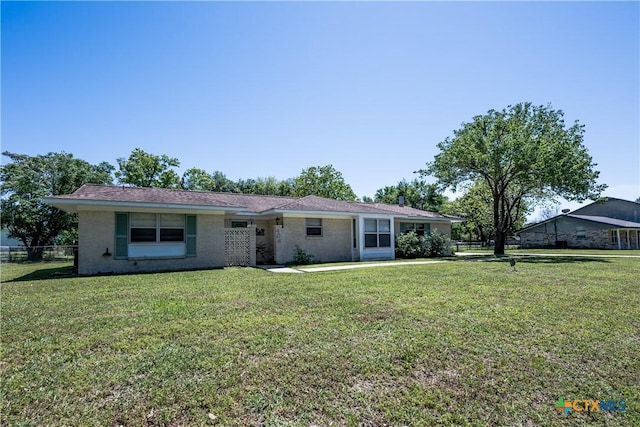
top-left (27, 246), bottom-right (45, 261)
top-left (494, 229), bottom-right (506, 255)
top-left (492, 187), bottom-right (505, 255)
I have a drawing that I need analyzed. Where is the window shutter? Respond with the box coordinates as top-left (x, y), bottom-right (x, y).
top-left (186, 215), bottom-right (197, 256)
top-left (114, 213), bottom-right (129, 259)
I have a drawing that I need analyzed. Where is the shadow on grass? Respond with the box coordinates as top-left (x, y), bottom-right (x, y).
top-left (456, 255), bottom-right (611, 264)
top-left (4, 264), bottom-right (76, 282)
top-left (514, 256), bottom-right (611, 264)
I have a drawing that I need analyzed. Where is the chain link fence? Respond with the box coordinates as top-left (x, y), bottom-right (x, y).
top-left (0, 246), bottom-right (77, 263)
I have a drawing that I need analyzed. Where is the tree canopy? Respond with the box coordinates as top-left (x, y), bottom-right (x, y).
top-left (444, 180), bottom-right (529, 243)
top-left (292, 165), bottom-right (358, 201)
top-left (0, 151), bottom-right (113, 259)
top-left (236, 176), bottom-right (294, 196)
top-left (423, 102), bottom-right (606, 255)
top-left (115, 148), bottom-right (181, 188)
top-left (374, 179), bottom-right (447, 212)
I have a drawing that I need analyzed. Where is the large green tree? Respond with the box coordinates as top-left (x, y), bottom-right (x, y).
top-left (374, 179), bottom-right (447, 212)
top-left (423, 102), bottom-right (606, 255)
top-left (181, 168), bottom-right (239, 192)
top-left (236, 176), bottom-right (294, 196)
top-left (292, 165), bottom-right (358, 201)
top-left (115, 148), bottom-right (181, 188)
top-left (0, 151), bottom-right (113, 260)
top-left (444, 180), bottom-right (530, 243)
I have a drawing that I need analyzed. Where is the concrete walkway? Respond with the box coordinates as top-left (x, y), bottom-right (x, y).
top-left (261, 260), bottom-right (446, 273)
top-left (260, 251), bottom-right (640, 273)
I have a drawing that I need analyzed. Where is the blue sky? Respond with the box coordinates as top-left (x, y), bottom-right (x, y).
top-left (2, 1), bottom-right (638, 214)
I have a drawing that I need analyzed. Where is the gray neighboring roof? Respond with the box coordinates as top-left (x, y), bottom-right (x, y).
top-left (518, 213), bottom-right (640, 233)
top-left (568, 214), bottom-right (640, 228)
top-left (46, 184), bottom-right (462, 221)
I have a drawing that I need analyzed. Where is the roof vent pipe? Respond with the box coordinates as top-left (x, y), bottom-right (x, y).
top-left (561, 209), bottom-right (570, 215)
top-left (398, 196), bottom-right (405, 207)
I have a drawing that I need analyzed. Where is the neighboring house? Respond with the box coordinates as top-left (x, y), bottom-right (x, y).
top-left (45, 184), bottom-right (462, 275)
top-left (518, 197), bottom-right (640, 250)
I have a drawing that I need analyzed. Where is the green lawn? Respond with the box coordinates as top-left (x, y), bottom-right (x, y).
top-left (2, 258), bottom-right (638, 426)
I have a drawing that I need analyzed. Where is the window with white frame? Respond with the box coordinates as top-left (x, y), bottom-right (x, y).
top-left (364, 219), bottom-right (391, 248)
top-left (306, 218), bottom-right (322, 236)
top-left (610, 230), bottom-right (618, 243)
top-left (130, 213), bottom-right (185, 243)
top-left (399, 222), bottom-right (430, 236)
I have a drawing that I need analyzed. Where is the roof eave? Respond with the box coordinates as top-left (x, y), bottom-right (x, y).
top-left (43, 197), bottom-right (244, 213)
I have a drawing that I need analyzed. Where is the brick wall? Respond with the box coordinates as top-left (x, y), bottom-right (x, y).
top-left (274, 217), bottom-right (353, 264)
top-left (520, 230), bottom-right (617, 249)
top-left (78, 211), bottom-right (225, 275)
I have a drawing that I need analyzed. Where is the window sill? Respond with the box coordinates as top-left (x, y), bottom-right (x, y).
top-left (128, 255), bottom-right (187, 261)
top-left (306, 236), bottom-right (323, 240)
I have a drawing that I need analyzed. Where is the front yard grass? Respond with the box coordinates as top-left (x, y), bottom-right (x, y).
top-left (1, 257), bottom-right (638, 426)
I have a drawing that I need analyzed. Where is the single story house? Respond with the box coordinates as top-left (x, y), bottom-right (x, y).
top-left (45, 184), bottom-right (462, 275)
top-left (518, 197), bottom-right (640, 249)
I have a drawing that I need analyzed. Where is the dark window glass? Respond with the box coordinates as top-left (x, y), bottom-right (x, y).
top-left (365, 234), bottom-right (378, 248)
top-left (379, 234), bottom-right (391, 247)
top-left (131, 228), bottom-right (156, 242)
top-left (160, 228), bottom-right (185, 242)
top-left (306, 227), bottom-right (322, 236)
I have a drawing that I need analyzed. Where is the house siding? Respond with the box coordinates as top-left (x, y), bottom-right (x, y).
top-left (572, 199), bottom-right (640, 222)
top-left (432, 222), bottom-right (451, 236)
top-left (274, 217), bottom-right (353, 264)
top-left (78, 211), bottom-right (225, 275)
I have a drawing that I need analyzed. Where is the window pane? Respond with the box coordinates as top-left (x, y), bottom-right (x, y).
top-left (365, 234), bottom-right (378, 247)
top-left (160, 214), bottom-right (184, 228)
top-left (231, 221), bottom-right (247, 228)
top-left (131, 228), bottom-right (156, 242)
top-left (160, 228), bottom-right (185, 242)
top-left (400, 223), bottom-right (414, 233)
top-left (379, 220), bottom-right (390, 232)
top-left (130, 213), bottom-right (156, 228)
top-left (364, 219), bottom-right (377, 232)
top-left (306, 227), bottom-right (322, 236)
top-left (306, 218), bottom-right (322, 227)
top-left (379, 233), bottom-right (391, 247)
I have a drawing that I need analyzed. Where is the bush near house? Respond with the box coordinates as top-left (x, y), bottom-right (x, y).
top-left (290, 245), bottom-right (315, 265)
top-left (395, 230), bottom-right (453, 258)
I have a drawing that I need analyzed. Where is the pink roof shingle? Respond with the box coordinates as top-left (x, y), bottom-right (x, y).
top-left (48, 184), bottom-right (459, 220)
